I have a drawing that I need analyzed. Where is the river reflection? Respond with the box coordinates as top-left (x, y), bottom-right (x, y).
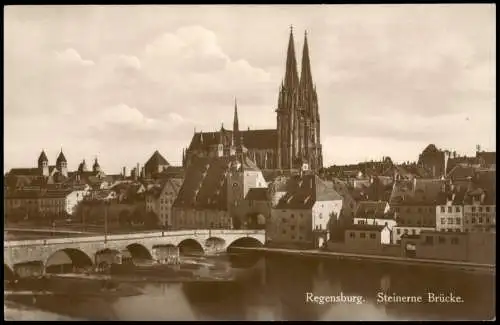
top-left (4, 254), bottom-right (495, 321)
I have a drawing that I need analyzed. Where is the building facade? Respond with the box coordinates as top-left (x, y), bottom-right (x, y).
top-left (268, 174), bottom-right (343, 248)
top-left (172, 144), bottom-right (267, 230)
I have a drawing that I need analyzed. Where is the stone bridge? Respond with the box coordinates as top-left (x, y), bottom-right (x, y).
top-left (4, 229), bottom-right (265, 273)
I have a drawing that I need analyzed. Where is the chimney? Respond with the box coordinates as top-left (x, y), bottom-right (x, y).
top-left (141, 167), bottom-right (145, 179)
top-left (480, 191), bottom-right (486, 204)
top-left (122, 167), bottom-right (126, 178)
top-left (137, 163), bottom-right (140, 176)
top-left (413, 177), bottom-right (417, 192)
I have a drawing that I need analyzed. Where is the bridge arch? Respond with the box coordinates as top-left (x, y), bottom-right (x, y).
top-left (95, 248), bottom-right (122, 271)
top-left (125, 243), bottom-right (153, 261)
top-left (178, 238), bottom-right (204, 255)
top-left (227, 236), bottom-right (264, 251)
top-left (45, 248), bottom-right (93, 274)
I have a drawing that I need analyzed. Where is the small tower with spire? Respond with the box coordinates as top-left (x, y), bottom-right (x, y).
top-left (56, 148), bottom-right (68, 177)
top-left (38, 150), bottom-right (49, 177)
top-left (233, 98), bottom-right (240, 146)
top-left (93, 157), bottom-right (101, 173)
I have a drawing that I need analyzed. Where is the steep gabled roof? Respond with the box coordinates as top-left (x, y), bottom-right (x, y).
top-left (354, 201), bottom-right (388, 219)
top-left (275, 174), bottom-right (342, 209)
top-left (188, 129), bottom-right (277, 151)
top-left (145, 150), bottom-right (170, 168)
top-left (245, 188), bottom-right (268, 201)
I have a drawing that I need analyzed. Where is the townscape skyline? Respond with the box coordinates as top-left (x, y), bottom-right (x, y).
top-left (4, 5), bottom-right (496, 174)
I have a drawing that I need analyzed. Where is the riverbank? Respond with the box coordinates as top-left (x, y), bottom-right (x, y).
top-left (232, 247), bottom-right (495, 274)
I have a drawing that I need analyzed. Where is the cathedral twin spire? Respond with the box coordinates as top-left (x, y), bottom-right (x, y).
top-left (284, 26), bottom-right (314, 93)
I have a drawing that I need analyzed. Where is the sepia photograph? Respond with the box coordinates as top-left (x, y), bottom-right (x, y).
top-left (3, 4), bottom-right (496, 321)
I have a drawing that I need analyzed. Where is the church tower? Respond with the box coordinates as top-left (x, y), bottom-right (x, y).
top-left (298, 31), bottom-right (322, 170)
top-left (276, 26), bottom-right (300, 171)
top-left (276, 27), bottom-right (322, 172)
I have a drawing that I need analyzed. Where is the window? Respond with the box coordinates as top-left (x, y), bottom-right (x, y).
top-left (451, 237), bottom-right (459, 245)
top-left (486, 218), bottom-right (490, 224)
top-left (412, 229), bottom-right (416, 235)
top-left (291, 225), bottom-right (295, 231)
top-left (448, 218), bottom-right (454, 224)
top-left (441, 218), bottom-right (446, 225)
top-left (282, 218), bottom-right (287, 223)
top-left (370, 233), bottom-right (376, 239)
top-left (396, 229), bottom-right (401, 234)
top-left (479, 217), bottom-right (483, 223)
top-left (299, 236), bottom-right (303, 240)
top-left (447, 207), bottom-right (452, 213)
top-left (486, 207), bottom-right (491, 213)
top-left (455, 218), bottom-right (461, 224)
top-left (440, 206), bottom-right (445, 213)
top-left (319, 213), bottom-right (323, 219)
top-left (360, 233), bottom-right (366, 239)
top-left (404, 229), bottom-right (409, 234)
top-left (478, 207), bottom-right (483, 213)
top-left (291, 214), bottom-right (295, 219)
top-left (472, 207), bottom-right (476, 213)
top-left (349, 232), bottom-right (355, 238)
top-left (438, 236), bottom-right (446, 244)
top-left (456, 206), bottom-right (461, 213)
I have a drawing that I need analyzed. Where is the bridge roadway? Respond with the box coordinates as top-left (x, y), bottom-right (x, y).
top-left (4, 229), bottom-right (265, 271)
top-left (232, 247), bottom-right (496, 273)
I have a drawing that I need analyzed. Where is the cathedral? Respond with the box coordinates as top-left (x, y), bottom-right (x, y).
top-left (183, 27), bottom-right (323, 172)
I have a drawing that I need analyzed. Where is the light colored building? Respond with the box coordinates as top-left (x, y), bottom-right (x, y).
top-left (463, 188), bottom-right (496, 233)
top-left (268, 173), bottom-right (343, 248)
top-left (344, 224), bottom-right (392, 248)
top-left (145, 178), bottom-right (183, 228)
top-left (436, 190), bottom-right (466, 233)
top-left (5, 188), bottom-right (87, 219)
top-left (353, 201), bottom-right (396, 232)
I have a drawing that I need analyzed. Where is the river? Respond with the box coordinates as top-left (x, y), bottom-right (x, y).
top-left (4, 254), bottom-right (495, 321)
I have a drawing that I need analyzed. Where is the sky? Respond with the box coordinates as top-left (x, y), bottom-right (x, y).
top-left (4, 4), bottom-right (496, 174)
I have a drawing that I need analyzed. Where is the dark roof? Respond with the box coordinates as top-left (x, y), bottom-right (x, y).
top-left (8, 168), bottom-right (41, 176)
top-left (245, 188), bottom-right (268, 201)
top-left (145, 150), bottom-right (170, 169)
top-left (188, 128), bottom-right (277, 151)
top-left (476, 151), bottom-right (496, 166)
top-left (6, 189), bottom-right (74, 199)
top-left (275, 174), bottom-right (342, 209)
top-left (38, 150), bottom-right (48, 163)
top-left (436, 187), bottom-right (467, 205)
top-left (421, 144), bottom-right (441, 155)
top-left (447, 165), bottom-right (476, 180)
top-left (354, 201), bottom-right (388, 218)
top-left (56, 151), bottom-right (67, 164)
top-left (345, 224), bottom-right (386, 232)
top-left (173, 156), bottom-right (231, 210)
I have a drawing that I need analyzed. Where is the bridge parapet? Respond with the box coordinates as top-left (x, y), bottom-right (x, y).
top-left (4, 229), bottom-right (266, 270)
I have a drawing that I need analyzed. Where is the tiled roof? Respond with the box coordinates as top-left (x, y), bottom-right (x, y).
top-left (38, 150), bottom-right (48, 163)
top-left (8, 168), bottom-right (41, 176)
top-left (436, 186), bottom-right (467, 205)
top-left (354, 201), bottom-right (388, 218)
top-left (447, 165), bottom-right (476, 180)
top-left (245, 188), bottom-right (268, 201)
top-left (173, 156), bottom-right (232, 210)
top-left (476, 151), bottom-right (496, 166)
top-left (5, 189), bottom-right (74, 199)
top-left (413, 179), bottom-right (445, 199)
top-left (275, 174), bottom-right (342, 209)
top-left (188, 128), bottom-right (277, 151)
top-left (56, 151), bottom-right (67, 164)
top-left (345, 224), bottom-right (386, 232)
top-left (145, 150), bottom-right (170, 169)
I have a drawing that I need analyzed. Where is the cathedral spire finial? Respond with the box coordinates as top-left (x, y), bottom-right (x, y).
top-left (284, 25), bottom-right (299, 90)
top-left (300, 29), bottom-right (313, 90)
